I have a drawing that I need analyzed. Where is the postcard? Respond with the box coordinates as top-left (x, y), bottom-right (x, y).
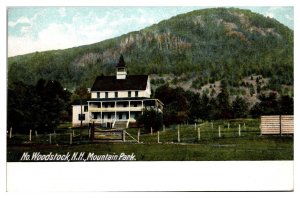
top-left (5, 4), bottom-right (294, 192)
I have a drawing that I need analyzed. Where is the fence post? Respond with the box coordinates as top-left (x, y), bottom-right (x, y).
top-left (70, 133), bottom-right (72, 145)
top-left (49, 134), bottom-right (52, 144)
top-left (35, 130), bottom-right (37, 136)
top-left (73, 130), bottom-right (75, 137)
top-left (228, 123), bottom-right (230, 129)
top-left (243, 123), bottom-right (246, 130)
top-left (218, 125), bottom-right (221, 137)
top-left (194, 123), bottom-right (197, 131)
top-left (177, 125), bottom-right (180, 143)
top-left (157, 131), bottom-right (160, 143)
top-left (123, 130), bottom-right (126, 142)
top-left (29, 129), bottom-right (32, 142)
top-left (239, 124), bottom-right (241, 137)
top-left (9, 127), bottom-right (12, 139)
top-left (151, 127), bottom-right (153, 135)
top-left (163, 125), bottom-right (165, 132)
top-left (137, 129), bottom-right (140, 143)
top-left (198, 128), bottom-right (200, 141)
top-left (260, 124), bottom-right (262, 136)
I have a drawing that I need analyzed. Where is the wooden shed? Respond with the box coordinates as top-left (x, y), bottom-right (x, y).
top-left (260, 115), bottom-right (294, 135)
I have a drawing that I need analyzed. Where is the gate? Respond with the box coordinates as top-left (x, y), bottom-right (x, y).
top-left (90, 122), bottom-right (138, 142)
top-left (90, 122), bottom-right (123, 142)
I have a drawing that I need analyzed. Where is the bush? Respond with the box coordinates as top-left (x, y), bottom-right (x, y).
top-left (136, 107), bottom-right (163, 133)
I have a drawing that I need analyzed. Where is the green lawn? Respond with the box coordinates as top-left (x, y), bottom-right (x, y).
top-left (7, 119), bottom-right (293, 161)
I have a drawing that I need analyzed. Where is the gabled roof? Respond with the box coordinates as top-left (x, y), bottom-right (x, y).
top-left (91, 75), bottom-right (148, 91)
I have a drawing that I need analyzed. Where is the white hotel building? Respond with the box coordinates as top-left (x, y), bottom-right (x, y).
top-left (72, 55), bottom-right (163, 128)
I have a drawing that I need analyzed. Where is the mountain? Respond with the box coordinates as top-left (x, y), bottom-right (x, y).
top-left (8, 7), bottom-right (293, 93)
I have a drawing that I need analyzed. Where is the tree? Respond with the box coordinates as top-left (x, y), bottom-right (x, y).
top-left (185, 91), bottom-right (201, 123)
top-left (232, 96), bottom-right (249, 118)
top-left (7, 81), bottom-right (37, 132)
top-left (216, 80), bottom-right (232, 119)
top-left (74, 86), bottom-right (91, 100)
top-left (279, 95), bottom-right (293, 115)
top-left (249, 84), bottom-right (255, 96)
top-left (35, 79), bottom-right (71, 132)
top-left (155, 84), bottom-right (189, 125)
top-left (136, 107), bottom-right (163, 132)
top-left (7, 79), bottom-right (71, 133)
top-left (250, 92), bottom-right (280, 117)
top-left (198, 93), bottom-right (211, 120)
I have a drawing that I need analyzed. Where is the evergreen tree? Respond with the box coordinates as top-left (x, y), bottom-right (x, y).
top-left (279, 95), bottom-right (293, 115)
top-left (216, 80), bottom-right (232, 119)
top-left (250, 92), bottom-right (280, 117)
top-left (232, 96), bottom-right (249, 118)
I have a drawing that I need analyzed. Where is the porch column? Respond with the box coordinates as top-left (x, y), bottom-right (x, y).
top-left (129, 101), bottom-right (131, 120)
top-left (100, 102), bottom-right (102, 124)
top-left (115, 101), bottom-right (117, 120)
top-left (87, 101), bottom-right (91, 121)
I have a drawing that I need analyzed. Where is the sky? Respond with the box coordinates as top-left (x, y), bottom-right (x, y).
top-left (7, 6), bottom-right (294, 57)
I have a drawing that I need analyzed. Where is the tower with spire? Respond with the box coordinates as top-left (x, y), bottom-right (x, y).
top-left (116, 54), bottom-right (127, 79)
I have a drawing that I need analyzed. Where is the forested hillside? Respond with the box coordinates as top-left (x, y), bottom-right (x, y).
top-left (8, 7), bottom-right (293, 91)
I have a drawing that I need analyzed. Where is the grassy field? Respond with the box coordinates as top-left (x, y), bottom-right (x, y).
top-left (7, 119), bottom-right (293, 161)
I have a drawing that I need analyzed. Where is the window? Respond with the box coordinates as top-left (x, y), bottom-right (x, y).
top-left (78, 114), bottom-right (85, 121)
top-left (119, 113), bottom-right (122, 120)
top-left (84, 106), bottom-right (88, 112)
top-left (97, 92), bottom-right (100, 98)
top-left (105, 92), bottom-right (108, 98)
top-left (108, 113), bottom-right (111, 119)
top-left (93, 113), bottom-right (97, 119)
top-left (135, 91), bottom-right (138, 97)
top-left (115, 92), bottom-right (118, 98)
top-left (128, 91), bottom-right (131, 97)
